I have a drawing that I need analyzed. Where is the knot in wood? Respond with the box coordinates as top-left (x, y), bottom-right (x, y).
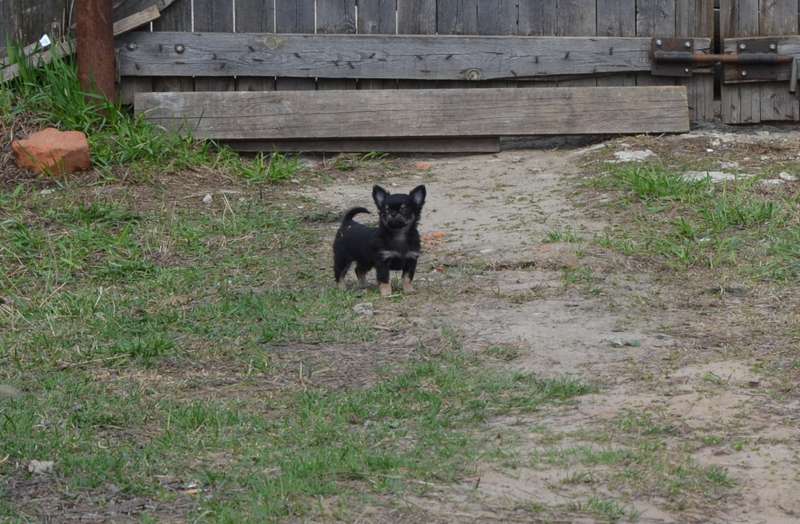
top-left (465, 68), bottom-right (482, 81)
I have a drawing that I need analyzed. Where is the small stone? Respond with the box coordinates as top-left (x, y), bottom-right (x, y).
top-left (39, 188), bottom-right (55, 196)
top-left (610, 149), bottom-right (655, 163)
top-left (352, 303), bottom-right (374, 317)
top-left (28, 460), bottom-right (54, 474)
top-left (682, 171), bottom-right (750, 183)
top-left (719, 161), bottom-right (739, 170)
top-left (415, 162), bottom-right (432, 171)
top-left (760, 179), bottom-right (785, 187)
top-left (778, 172), bottom-right (798, 182)
top-left (202, 194), bottom-right (213, 204)
top-left (12, 128), bottom-right (91, 176)
top-left (0, 385), bottom-right (22, 399)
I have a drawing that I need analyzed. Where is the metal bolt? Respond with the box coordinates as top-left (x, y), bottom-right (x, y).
top-left (684, 41), bottom-right (692, 49)
top-left (739, 43), bottom-right (747, 50)
top-left (769, 43), bottom-right (777, 51)
top-left (126, 42), bottom-right (137, 51)
top-left (175, 44), bottom-right (185, 54)
top-left (741, 70), bottom-right (748, 77)
top-left (655, 39), bottom-right (663, 47)
top-left (684, 68), bottom-right (690, 73)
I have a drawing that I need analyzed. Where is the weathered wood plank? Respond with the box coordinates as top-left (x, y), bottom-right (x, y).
top-left (135, 86), bottom-right (691, 139)
top-left (275, 0), bottom-right (315, 90)
top-left (596, 0), bottom-right (635, 37)
top-left (113, 5), bottom-right (160, 35)
top-left (475, 0), bottom-right (517, 87)
top-left (151, 0), bottom-right (192, 96)
top-left (720, 0), bottom-right (760, 123)
top-left (113, 0), bottom-right (176, 20)
top-left (116, 32), bottom-right (675, 80)
top-left (477, 0), bottom-right (517, 35)
top-left (193, 0), bottom-right (234, 92)
top-left (596, 0), bottom-right (636, 87)
top-left (235, 0), bottom-right (275, 92)
top-left (676, 0), bottom-right (716, 122)
top-left (317, 0), bottom-right (357, 90)
top-left (635, 0), bottom-right (677, 88)
top-left (556, 0), bottom-right (596, 87)
top-left (396, 0), bottom-right (436, 89)
top-left (228, 137), bottom-right (501, 153)
top-left (517, 0), bottom-right (557, 36)
top-left (436, 0), bottom-right (478, 88)
top-left (758, 0), bottom-right (799, 121)
top-left (357, 0), bottom-right (397, 89)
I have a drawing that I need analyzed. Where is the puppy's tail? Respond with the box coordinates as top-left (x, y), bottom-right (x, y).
top-left (341, 207), bottom-right (370, 226)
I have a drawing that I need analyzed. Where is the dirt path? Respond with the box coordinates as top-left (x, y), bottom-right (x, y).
top-left (309, 140), bottom-right (800, 523)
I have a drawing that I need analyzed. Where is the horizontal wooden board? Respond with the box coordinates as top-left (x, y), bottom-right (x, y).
top-left (135, 87), bottom-right (690, 139)
top-left (116, 32), bottom-right (711, 80)
top-left (227, 138), bottom-right (501, 153)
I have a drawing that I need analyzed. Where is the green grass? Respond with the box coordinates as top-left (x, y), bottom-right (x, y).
top-left (237, 152), bottom-right (301, 184)
top-left (0, 172), bottom-right (594, 520)
top-left (531, 409), bottom-right (735, 511)
top-left (1, 44), bottom-right (302, 182)
top-left (588, 163), bottom-right (800, 281)
top-left (544, 228), bottom-right (583, 243)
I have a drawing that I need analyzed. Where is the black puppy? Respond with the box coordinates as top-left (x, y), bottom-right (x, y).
top-left (333, 185), bottom-right (426, 297)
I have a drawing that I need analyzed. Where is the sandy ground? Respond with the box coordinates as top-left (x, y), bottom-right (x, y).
top-left (307, 132), bottom-right (800, 523)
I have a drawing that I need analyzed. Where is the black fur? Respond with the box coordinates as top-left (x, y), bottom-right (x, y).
top-left (333, 185), bottom-right (426, 291)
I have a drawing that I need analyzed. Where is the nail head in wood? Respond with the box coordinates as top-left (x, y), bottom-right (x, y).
top-left (175, 44), bottom-right (185, 54)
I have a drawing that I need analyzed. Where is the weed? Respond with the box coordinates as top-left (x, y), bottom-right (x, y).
top-left (589, 162), bottom-right (799, 281)
top-left (544, 228), bottom-right (583, 243)
top-left (237, 152), bottom-right (301, 183)
top-left (485, 345), bottom-right (521, 361)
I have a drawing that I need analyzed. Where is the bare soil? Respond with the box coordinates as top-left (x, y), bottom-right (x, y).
top-left (307, 131), bottom-right (800, 523)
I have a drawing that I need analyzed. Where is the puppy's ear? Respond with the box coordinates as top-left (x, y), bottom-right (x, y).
top-left (410, 185), bottom-right (426, 207)
top-left (373, 185), bottom-right (388, 208)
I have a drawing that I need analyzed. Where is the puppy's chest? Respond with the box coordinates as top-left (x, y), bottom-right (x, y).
top-left (377, 237), bottom-right (419, 263)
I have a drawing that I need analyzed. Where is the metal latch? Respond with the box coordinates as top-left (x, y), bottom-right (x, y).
top-left (652, 37), bottom-right (795, 81)
top-left (790, 57), bottom-right (799, 95)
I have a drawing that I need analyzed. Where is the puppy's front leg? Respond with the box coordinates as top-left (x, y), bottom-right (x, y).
top-left (376, 264), bottom-right (392, 297)
top-left (402, 258), bottom-right (417, 293)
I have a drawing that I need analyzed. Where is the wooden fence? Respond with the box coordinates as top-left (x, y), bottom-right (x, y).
top-left (2, 1), bottom-right (800, 124)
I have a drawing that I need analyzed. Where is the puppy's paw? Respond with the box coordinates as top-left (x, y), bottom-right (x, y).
top-left (379, 282), bottom-right (392, 297)
top-left (402, 277), bottom-right (414, 293)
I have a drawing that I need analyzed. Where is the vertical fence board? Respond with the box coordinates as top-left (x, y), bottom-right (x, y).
top-left (15, 0), bottom-right (67, 43)
top-left (317, 0), bottom-right (357, 90)
top-left (151, 0), bottom-right (192, 95)
top-left (556, 0), bottom-right (597, 87)
top-left (477, 0), bottom-right (516, 87)
top-left (396, 0), bottom-right (436, 88)
top-left (437, 0), bottom-right (479, 88)
top-left (236, 0), bottom-right (275, 92)
top-left (596, 0), bottom-right (636, 86)
top-left (517, 0), bottom-right (557, 88)
top-left (676, 0), bottom-right (715, 121)
top-left (358, 0), bottom-right (397, 89)
top-left (275, 0), bottom-right (315, 90)
top-left (720, 0), bottom-right (760, 122)
top-left (636, 0), bottom-right (678, 86)
top-left (518, 0), bottom-right (556, 36)
top-left (194, 0), bottom-right (235, 91)
top-left (759, 0), bottom-right (799, 120)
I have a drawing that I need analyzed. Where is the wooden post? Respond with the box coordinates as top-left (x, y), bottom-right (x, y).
top-left (76, 0), bottom-right (116, 102)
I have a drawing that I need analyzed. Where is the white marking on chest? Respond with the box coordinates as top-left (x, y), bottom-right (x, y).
top-left (379, 250), bottom-right (421, 260)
